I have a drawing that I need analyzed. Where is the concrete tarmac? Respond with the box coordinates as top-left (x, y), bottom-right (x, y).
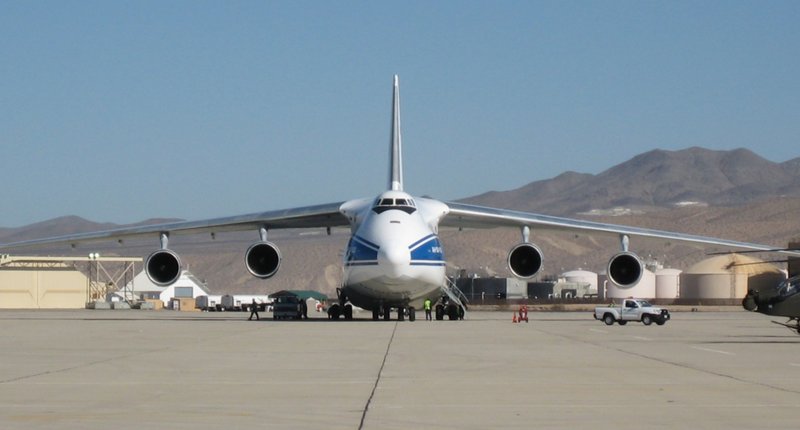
top-left (1, 308), bottom-right (799, 429)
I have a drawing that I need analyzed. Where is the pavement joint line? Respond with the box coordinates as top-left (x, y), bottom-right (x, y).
top-left (691, 346), bottom-right (735, 355)
top-left (358, 321), bottom-right (398, 430)
top-left (533, 324), bottom-right (800, 395)
top-left (0, 320), bottom-right (259, 385)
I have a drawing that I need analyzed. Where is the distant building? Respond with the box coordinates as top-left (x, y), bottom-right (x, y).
top-left (0, 261), bottom-right (87, 309)
top-left (603, 268), bottom-right (656, 299)
top-left (112, 270), bottom-right (210, 306)
top-left (681, 254), bottom-right (784, 299)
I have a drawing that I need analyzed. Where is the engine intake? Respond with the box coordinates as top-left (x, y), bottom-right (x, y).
top-left (507, 243), bottom-right (543, 279)
top-left (607, 251), bottom-right (643, 287)
top-left (145, 249), bottom-right (182, 286)
top-left (245, 241), bottom-right (282, 279)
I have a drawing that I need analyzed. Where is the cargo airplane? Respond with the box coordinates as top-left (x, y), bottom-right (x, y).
top-left (2, 76), bottom-right (797, 321)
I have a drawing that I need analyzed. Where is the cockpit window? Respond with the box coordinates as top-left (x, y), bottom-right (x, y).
top-left (778, 276), bottom-right (800, 298)
top-left (372, 196), bottom-right (417, 214)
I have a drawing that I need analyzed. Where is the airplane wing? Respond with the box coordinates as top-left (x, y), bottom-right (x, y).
top-left (0, 202), bottom-right (349, 250)
top-left (442, 201), bottom-right (800, 256)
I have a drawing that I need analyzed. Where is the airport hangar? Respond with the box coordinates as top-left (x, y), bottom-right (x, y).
top-left (0, 255), bottom-right (209, 309)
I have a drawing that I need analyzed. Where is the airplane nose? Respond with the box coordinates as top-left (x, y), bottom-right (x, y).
top-left (378, 245), bottom-right (410, 278)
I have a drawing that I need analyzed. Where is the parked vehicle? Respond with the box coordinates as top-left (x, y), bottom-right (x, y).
top-left (594, 298), bottom-right (670, 326)
top-left (272, 295), bottom-right (303, 320)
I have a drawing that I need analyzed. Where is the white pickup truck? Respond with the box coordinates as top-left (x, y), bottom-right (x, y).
top-left (594, 298), bottom-right (670, 326)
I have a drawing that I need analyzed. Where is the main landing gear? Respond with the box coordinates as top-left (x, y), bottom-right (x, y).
top-left (327, 302), bottom-right (354, 320)
top-left (371, 304), bottom-right (416, 321)
top-left (434, 302), bottom-right (465, 320)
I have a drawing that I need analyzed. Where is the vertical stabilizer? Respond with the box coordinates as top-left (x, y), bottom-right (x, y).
top-left (389, 75), bottom-right (403, 191)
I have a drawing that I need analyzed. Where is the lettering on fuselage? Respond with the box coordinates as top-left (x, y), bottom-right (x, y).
top-left (408, 234), bottom-right (445, 266)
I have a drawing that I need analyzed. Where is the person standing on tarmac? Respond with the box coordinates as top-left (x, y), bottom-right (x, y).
top-left (248, 298), bottom-right (260, 321)
top-left (300, 298), bottom-right (308, 319)
top-left (424, 298), bottom-right (432, 321)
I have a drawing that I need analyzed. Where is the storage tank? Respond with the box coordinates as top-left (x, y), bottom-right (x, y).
top-left (680, 254), bottom-right (785, 299)
top-left (605, 268), bottom-right (656, 299)
top-left (655, 268), bottom-right (681, 299)
top-left (561, 269), bottom-right (598, 293)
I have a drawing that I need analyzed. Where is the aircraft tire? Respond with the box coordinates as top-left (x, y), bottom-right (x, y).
top-left (447, 304), bottom-right (458, 320)
top-left (408, 307), bottom-right (416, 322)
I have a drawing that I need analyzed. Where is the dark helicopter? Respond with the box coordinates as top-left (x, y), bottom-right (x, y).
top-left (736, 245), bottom-right (800, 333)
top-left (743, 274), bottom-right (800, 333)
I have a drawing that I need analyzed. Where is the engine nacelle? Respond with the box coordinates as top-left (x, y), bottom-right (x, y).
top-left (607, 251), bottom-right (644, 287)
top-left (145, 249), bottom-right (182, 286)
top-left (507, 242), bottom-right (544, 279)
top-left (245, 241), bottom-right (282, 279)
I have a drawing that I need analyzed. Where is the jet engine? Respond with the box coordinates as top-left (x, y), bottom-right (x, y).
top-left (245, 241), bottom-right (282, 279)
top-left (606, 251), bottom-right (644, 287)
top-left (145, 249), bottom-right (182, 286)
top-left (507, 243), bottom-right (544, 279)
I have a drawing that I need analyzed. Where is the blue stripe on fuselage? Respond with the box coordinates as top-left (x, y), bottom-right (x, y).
top-left (344, 234), bottom-right (445, 267)
top-left (345, 235), bottom-right (379, 266)
top-left (410, 235), bottom-right (445, 265)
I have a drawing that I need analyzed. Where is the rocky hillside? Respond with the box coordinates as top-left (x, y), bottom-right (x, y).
top-left (463, 147), bottom-right (800, 215)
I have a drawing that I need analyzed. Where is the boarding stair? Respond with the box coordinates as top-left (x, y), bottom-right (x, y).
top-left (441, 277), bottom-right (469, 318)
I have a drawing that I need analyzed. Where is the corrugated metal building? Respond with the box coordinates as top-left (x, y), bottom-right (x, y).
top-left (0, 263), bottom-right (87, 308)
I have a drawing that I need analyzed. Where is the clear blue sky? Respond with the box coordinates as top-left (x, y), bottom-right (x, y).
top-left (2, 1), bottom-right (798, 227)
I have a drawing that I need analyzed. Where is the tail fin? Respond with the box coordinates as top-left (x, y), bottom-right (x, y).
top-left (389, 75), bottom-right (403, 191)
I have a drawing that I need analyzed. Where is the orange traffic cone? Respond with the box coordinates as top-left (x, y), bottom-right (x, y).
top-left (512, 313), bottom-right (518, 323)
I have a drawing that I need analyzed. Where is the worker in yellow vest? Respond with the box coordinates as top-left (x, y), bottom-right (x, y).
top-left (424, 298), bottom-right (433, 321)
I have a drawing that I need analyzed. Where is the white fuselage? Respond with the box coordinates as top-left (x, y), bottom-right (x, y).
top-left (339, 191), bottom-right (449, 310)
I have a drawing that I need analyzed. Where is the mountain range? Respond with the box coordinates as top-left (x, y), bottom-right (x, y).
top-left (463, 147), bottom-right (800, 215)
top-left (2, 147), bottom-right (800, 296)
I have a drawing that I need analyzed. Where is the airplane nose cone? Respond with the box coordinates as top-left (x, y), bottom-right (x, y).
top-left (378, 245), bottom-right (410, 278)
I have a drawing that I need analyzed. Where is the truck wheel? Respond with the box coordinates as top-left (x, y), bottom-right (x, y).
top-left (642, 315), bottom-right (652, 326)
top-left (655, 319), bottom-right (666, 326)
top-left (603, 314), bottom-right (615, 326)
top-left (618, 320), bottom-right (627, 325)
